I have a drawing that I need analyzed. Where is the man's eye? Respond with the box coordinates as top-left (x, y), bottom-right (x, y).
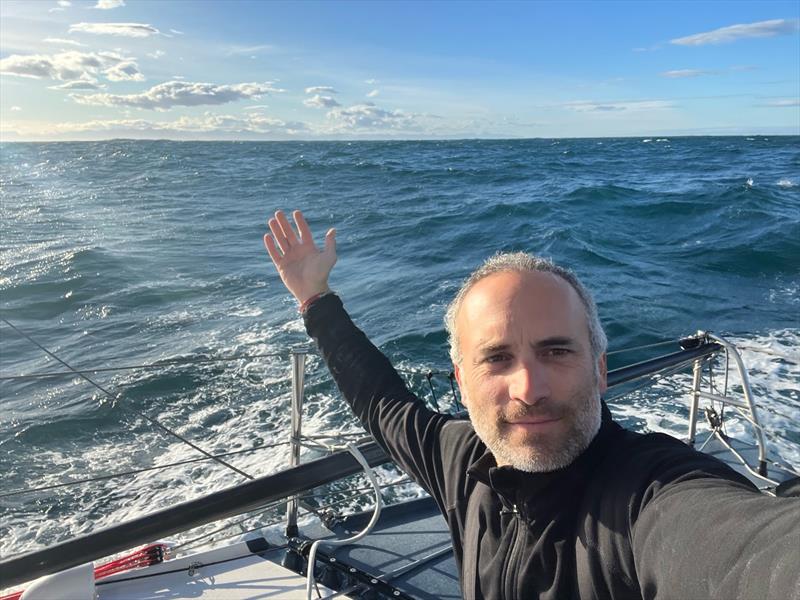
top-left (546, 348), bottom-right (571, 357)
top-left (485, 354), bottom-right (510, 363)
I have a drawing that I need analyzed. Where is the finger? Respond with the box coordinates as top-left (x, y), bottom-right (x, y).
top-left (323, 228), bottom-right (337, 257)
top-left (263, 233), bottom-right (283, 264)
top-left (275, 210), bottom-right (299, 247)
top-left (268, 217), bottom-right (290, 254)
top-left (293, 210), bottom-right (314, 245)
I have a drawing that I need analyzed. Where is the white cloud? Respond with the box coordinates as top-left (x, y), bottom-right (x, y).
top-left (94, 0), bottom-right (126, 8)
top-left (43, 37), bottom-right (87, 47)
top-left (11, 106), bottom-right (22, 111)
top-left (765, 98), bottom-right (800, 107)
top-left (169, 29), bottom-right (184, 36)
top-left (325, 103), bottom-right (421, 131)
top-left (226, 44), bottom-right (274, 56)
top-left (243, 105), bottom-right (269, 111)
top-left (72, 80), bottom-right (285, 110)
top-left (303, 94), bottom-right (340, 109)
top-left (661, 69), bottom-right (715, 78)
top-left (365, 78), bottom-right (378, 85)
top-left (48, 112), bottom-right (308, 136)
top-left (147, 50), bottom-right (166, 59)
top-left (50, 79), bottom-right (105, 90)
top-left (366, 89), bottom-right (380, 98)
top-left (0, 51), bottom-right (143, 83)
top-left (670, 19), bottom-right (800, 46)
top-left (49, 0), bottom-right (71, 12)
top-left (563, 100), bottom-right (673, 112)
top-left (305, 86), bottom-right (337, 95)
top-left (69, 22), bottom-right (160, 38)
top-left (104, 60), bottom-right (144, 81)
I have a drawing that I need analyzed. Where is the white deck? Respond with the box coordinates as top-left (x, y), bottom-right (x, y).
top-left (96, 543), bottom-right (340, 600)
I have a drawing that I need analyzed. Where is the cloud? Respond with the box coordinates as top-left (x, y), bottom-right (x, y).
top-left (325, 102), bottom-right (421, 131)
top-left (49, 0), bottom-right (71, 12)
top-left (48, 112), bottom-right (308, 136)
top-left (303, 94), bottom-right (340, 108)
top-left (69, 22), bottom-right (160, 37)
top-left (147, 50), bottom-right (165, 59)
top-left (305, 86), bottom-right (337, 95)
top-left (765, 98), bottom-right (800, 107)
top-left (563, 100), bottom-right (674, 112)
top-left (11, 106), bottom-right (22, 111)
top-left (366, 89), bottom-right (379, 98)
top-left (226, 44), bottom-right (274, 56)
top-left (50, 79), bottom-right (105, 90)
top-left (661, 69), bottom-right (716, 78)
top-left (169, 29), bottom-right (184, 36)
top-left (94, 0), bottom-right (125, 8)
top-left (104, 60), bottom-right (144, 81)
top-left (72, 80), bottom-right (285, 110)
top-left (0, 51), bottom-right (143, 83)
top-left (243, 105), bottom-right (269, 111)
top-left (43, 37), bottom-right (87, 47)
top-left (364, 78), bottom-right (378, 85)
top-left (670, 19), bottom-right (800, 46)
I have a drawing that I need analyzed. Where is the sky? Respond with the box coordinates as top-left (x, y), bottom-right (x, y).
top-left (0, 0), bottom-right (798, 141)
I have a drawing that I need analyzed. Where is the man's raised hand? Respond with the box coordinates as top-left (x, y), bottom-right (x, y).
top-left (264, 210), bottom-right (337, 305)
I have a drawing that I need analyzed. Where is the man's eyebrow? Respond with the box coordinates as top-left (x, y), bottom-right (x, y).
top-left (532, 336), bottom-right (578, 349)
top-left (476, 342), bottom-right (511, 355)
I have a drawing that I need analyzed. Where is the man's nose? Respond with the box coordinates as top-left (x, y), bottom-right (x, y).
top-left (508, 360), bottom-right (550, 405)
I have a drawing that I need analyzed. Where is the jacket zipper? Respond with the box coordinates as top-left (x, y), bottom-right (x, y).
top-left (502, 504), bottom-right (525, 600)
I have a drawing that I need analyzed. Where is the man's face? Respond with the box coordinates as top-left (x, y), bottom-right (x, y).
top-left (453, 270), bottom-right (607, 472)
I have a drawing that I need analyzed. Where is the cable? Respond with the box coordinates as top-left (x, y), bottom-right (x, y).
top-left (0, 350), bottom-right (289, 381)
top-left (0, 441), bottom-right (290, 499)
top-left (306, 443), bottom-right (383, 600)
top-left (1, 318), bottom-right (254, 481)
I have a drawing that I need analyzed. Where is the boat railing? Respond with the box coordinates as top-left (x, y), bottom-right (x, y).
top-left (1, 327), bottom-right (791, 588)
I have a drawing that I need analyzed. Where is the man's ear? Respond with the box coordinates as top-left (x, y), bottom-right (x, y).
top-left (597, 353), bottom-right (608, 396)
top-left (453, 363), bottom-right (467, 408)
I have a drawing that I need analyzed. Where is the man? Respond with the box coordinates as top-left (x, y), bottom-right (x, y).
top-left (264, 209), bottom-right (798, 600)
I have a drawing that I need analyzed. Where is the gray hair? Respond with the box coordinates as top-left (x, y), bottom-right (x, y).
top-left (444, 252), bottom-right (607, 365)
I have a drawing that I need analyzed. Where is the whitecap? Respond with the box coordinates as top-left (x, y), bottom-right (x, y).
top-left (745, 177), bottom-right (754, 188)
top-left (777, 179), bottom-right (797, 188)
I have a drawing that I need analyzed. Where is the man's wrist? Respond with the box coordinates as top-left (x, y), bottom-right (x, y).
top-left (298, 289), bottom-right (334, 314)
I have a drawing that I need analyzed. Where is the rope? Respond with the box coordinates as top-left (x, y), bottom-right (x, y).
top-left (306, 443), bottom-right (382, 600)
top-left (1, 318), bottom-right (254, 482)
top-left (606, 339), bottom-right (678, 356)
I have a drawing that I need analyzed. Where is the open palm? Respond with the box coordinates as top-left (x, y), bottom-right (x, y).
top-left (264, 210), bottom-right (337, 304)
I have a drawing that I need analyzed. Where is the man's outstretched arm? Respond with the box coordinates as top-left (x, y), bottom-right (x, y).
top-left (263, 210), bottom-right (478, 507)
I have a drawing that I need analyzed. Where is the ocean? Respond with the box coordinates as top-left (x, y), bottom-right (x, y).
top-left (1, 137), bottom-right (798, 559)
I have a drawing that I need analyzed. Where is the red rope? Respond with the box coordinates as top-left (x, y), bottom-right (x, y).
top-left (1, 543), bottom-right (170, 600)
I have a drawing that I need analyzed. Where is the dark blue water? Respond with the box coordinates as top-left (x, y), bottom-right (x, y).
top-left (1, 137), bottom-right (798, 556)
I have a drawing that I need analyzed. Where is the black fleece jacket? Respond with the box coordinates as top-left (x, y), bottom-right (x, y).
top-left (304, 294), bottom-right (800, 600)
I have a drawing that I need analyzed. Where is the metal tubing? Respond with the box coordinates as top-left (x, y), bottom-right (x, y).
top-left (688, 358), bottom-right (704, 448)
top-left (0, 442), bottom-right (390, 589)
top-left (286, 349), bottom-right (307, 538)
top-left (708, 334), bottom-right (769, 475)
top-left (695, 390), bottom-right (751, 410)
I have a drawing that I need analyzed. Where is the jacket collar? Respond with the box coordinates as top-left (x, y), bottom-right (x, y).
top-left (466, 400), bottom-right (622, 505)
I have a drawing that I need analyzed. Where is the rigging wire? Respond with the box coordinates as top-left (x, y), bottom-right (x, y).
top-left (0, 441), bottom-right (291, 499)
top-left (0, 350), bottom-right (289, 381)
top-left (1, 318), bottom-right (254, 482)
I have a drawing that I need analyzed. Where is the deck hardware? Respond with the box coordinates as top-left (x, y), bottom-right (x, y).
top-left (286, 348), bottom-right (308, 538)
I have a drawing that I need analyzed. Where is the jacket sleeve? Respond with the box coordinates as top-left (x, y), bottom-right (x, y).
top-left (629, 437), bottom-right (800, 600)
top-left (303, 293), bottom-right (476, 510)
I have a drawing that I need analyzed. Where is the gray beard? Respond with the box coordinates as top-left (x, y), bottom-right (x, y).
top-left (469, 391), bottom-right (603, 473)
